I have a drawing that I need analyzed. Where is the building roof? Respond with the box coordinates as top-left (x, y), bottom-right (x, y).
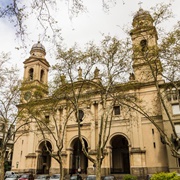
top-left (133, 8), bottom-right (150, 19)
top-left (30, 41), bottom-right (46, 56)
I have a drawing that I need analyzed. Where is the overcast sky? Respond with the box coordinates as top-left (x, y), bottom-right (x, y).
top-left (0, 0), bottom-right (180, 77)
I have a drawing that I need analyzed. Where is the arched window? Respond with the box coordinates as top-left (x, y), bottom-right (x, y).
top-left (140, 39), bottom-right (147, 52)
top-left (40, 69), bottom-right (45, 82)
top-left (29, 68), bottom-right (34, 80)
top-left (172, 88), bottom-right (178, 100)
top-left (113, 105), bottom-right (120, 115)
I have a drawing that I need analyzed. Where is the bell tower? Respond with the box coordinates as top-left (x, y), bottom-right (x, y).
top-left (21, 41), bottom-right (50, 103)
top-left (130, 8), bottom-right (162, 82)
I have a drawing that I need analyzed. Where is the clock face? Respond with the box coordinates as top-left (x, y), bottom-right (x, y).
top-left (24, 91), bottom-right (32, 101)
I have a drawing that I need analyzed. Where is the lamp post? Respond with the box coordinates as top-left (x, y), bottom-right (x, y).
top-left (77, 129), bottom-right (81, 180)
top-left (77, 138), bottom-right (81, 174)
top-left (77, 110), bottom-right (84, 180)
top-left (16, 161), bottom-right (19, 169)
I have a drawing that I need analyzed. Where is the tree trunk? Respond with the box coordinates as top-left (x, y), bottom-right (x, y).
top-left (58, 155), bottom-right (64, 180)
top-left (0, 151), bottom-right (5, 180)
top-left (96, 160), bottom-right (101, 180)
top-left (60, 163), bottom-right (64, 180)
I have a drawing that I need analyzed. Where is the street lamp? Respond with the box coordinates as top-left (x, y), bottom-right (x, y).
top-left (77, 110), bottom-right (84, 179)
top-left (16, 161), bottom-right (19, 168)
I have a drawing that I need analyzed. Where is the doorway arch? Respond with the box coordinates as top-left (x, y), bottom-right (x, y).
top-left (70, 138), bottom-right (88, 174)
top-left (110, 135), bottom-right (130, 174)
top-left (37, 141), bottom-right (52, 174)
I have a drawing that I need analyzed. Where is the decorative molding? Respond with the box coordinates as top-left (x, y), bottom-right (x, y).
top-left (130, 147), bottom-right (146, 154)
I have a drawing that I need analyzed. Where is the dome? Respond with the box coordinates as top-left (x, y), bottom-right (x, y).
top-left (30, 41), bottom-right (46, 56)
top-left (31, 41), bottom-right (45, 51)
top-left (133, 8), bottom-right (150, 19)
top-left (132, 8), bottom-right (153, 27)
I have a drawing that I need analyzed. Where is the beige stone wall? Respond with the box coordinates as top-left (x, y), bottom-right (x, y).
top-left (12, 82), bottom-right (172, 176)
top-left (11, 10), bottom-right (180, 178)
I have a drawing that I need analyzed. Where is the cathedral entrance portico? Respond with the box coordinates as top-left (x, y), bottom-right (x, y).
top-left (69, 138), bottom-right (88, 174)
top-left (36, 141), bottom-right (52, 174)
top-left (110, 135), bottom-right (130, 174)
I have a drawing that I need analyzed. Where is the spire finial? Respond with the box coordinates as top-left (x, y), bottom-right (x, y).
top-left (138, 1), bottom-right (143, 9)
top-left (78, 67), bottom-right (83, 81)
top-left (38, 34), bottom-right (41, 43)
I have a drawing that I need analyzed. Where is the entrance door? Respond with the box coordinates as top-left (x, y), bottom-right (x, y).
top-left (111, 135), bottom-right (130, 174)
top-left (37, 141), bottom-right (52, 174)
top-left (70, 138), bottom-right (88, 174)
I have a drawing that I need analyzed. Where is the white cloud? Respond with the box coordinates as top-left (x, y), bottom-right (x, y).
top-left (0, 0), bottom-right (179, 77)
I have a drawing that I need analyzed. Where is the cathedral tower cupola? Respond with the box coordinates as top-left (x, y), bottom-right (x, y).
top-left (132, 8), bottom-right (154, 28)
top-left (30, 41), bottom-right (46, 58)
top-left (21, 41), bottom-right (50, 102)
top-left (130, 8), bottom-right (162, 82)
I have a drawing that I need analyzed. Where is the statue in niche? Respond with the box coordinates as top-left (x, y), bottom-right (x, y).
top-left (60, 74), bottom-right (66, 84)
top-left (78, 67), bottom-right (83, 80)
top-left (94, 67), bottom-right (100, 79)
top-left (129, 73), bottom-right (135, 81)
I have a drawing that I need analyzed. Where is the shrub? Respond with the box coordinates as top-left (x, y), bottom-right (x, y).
top-left (150, 172), bottom-right (180, 180)
top-left (122, 174), bottom-right (137, 180)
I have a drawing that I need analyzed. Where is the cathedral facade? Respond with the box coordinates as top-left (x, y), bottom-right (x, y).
top-left (11, 9), bottom-right (180, 178)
